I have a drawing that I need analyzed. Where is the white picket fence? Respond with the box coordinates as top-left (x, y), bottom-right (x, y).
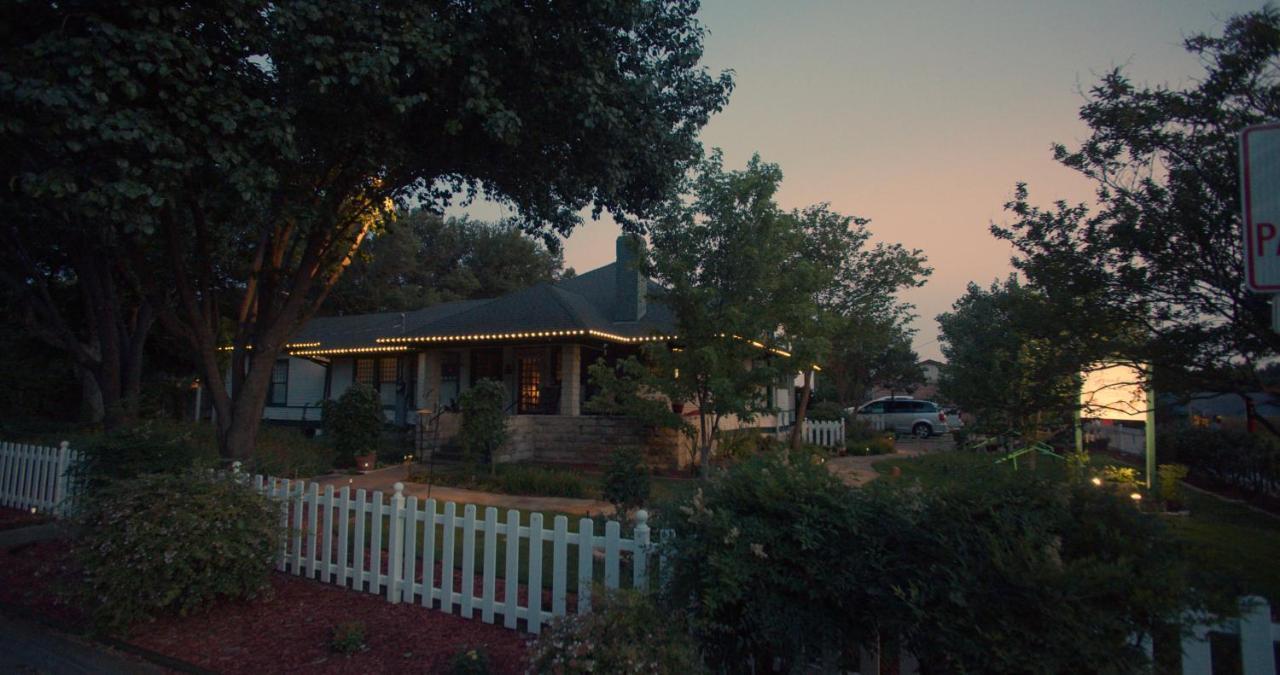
top-left (0, 441), bottom-right (78, 514)
top-left (250, 476), bottom-right (652, 634)
top-left (1179, 596), bottom-right (1279, 675)
top-left (803, 419), bottom-right (846, 448)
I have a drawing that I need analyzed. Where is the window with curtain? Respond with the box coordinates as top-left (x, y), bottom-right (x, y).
top-left (355, 358), bottom-right (375, 386)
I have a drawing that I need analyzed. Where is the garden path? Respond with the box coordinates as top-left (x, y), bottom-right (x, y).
top-left (826, 436), bottom-right (947, 487)
top-left (313, 465), bottom-right (614, 516)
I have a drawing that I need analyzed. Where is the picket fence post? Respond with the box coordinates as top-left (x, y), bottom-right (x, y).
top-left (1239, 596), bottom-right (1275, 675)
top-left (52, 441), bottom-right (71, 515)
top-left (633, 510), bottom-right (650, 589)
top-left (387, 482), bottom-right (405, 604)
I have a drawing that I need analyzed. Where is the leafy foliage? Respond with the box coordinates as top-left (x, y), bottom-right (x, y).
top-left (326, 212), bottom-right (564, 315)
top-left (662, 450), bottom-right (1222, 673)
top-left (1158, 426), bottom-right (1279, 497)
top-left (447, 645), bottom-right (492, 675)
top-left (662, 451), bottom-right (898, 670)
top-left (321, 384), bottom-right (384, 467)
top-left (602, 447), bottom-right (651, 514)
top-left (69, 421), bottom-right (220, 499)
top-left (329, 621), bottom-right (368, 655)
top-left (1158, 463), bottom-right (1190, 505)
top-left (991, 9), bottom-right (1280, 398)
top-left (72, 471), bottom-right (280, 632)
top-left (584, 355), bottom-right (686, 433)
top-left (528, 589), bottom-right (705, 674)
top-left (937, 277), bottom-right (1081, 436)
top-left (458, 379), bottom-right (508, 474)
top-left (3, 0), bottom-right (731, 458)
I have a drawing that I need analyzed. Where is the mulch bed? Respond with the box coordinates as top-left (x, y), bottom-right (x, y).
top-left (0, 506), bottom-right (50, 531)
top-left (0, 538), bottom-right (531, 674)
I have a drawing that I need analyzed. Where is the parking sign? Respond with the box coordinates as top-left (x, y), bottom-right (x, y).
top-left (1241, 123), bottom-right (1280, 291)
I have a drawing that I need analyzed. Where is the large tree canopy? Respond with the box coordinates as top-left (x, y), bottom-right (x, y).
top-left (3, 0), bottom-right (732, 457)
top-left (324, 211), bottom-right (565, 315)
top-left (992, 9), bottom-right (1280, 397)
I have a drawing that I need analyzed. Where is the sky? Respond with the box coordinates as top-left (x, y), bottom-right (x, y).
top-left (455, 0), bottom-right (1262, 360)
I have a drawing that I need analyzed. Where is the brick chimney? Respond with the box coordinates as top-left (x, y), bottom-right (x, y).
top-left (614, 235), bottom-right (647, 322)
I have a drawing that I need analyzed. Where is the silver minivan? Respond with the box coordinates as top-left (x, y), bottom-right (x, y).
top-left (850, 397), bottom-right (948, 438)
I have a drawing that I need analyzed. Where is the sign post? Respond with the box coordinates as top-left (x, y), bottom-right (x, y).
top-left (1240, 123), bottom-right (1280, 330)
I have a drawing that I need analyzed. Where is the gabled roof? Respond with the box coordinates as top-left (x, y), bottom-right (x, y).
top-left (288, 260), bottom-right (676, 355)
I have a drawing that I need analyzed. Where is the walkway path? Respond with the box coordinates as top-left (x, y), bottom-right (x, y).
top-left (825, 436), bottom-right (948, 487)
top-left (314, 464), bottom-right (615, 516)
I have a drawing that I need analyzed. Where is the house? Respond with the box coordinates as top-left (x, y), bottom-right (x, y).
top-left (261, 236), bottom-right (800, 468)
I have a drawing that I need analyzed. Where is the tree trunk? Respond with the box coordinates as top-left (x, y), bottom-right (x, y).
top-left (76, 366), bottom-right (105, 424)
top-left (789, 370), bottom-right (814, 450)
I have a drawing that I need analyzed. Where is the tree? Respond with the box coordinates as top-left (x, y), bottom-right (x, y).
top-left (818, 316), bottom-right (919, 407)
top-left (324, 211), bottom-right (564, 315)
top-left (937, 277), bottom-right (1081, 436)
top-left (4, 0), bottom-right (731, 458)
top-left (991, 9), bottom-right (1280, 409)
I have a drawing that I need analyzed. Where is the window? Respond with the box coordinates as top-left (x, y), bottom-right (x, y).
top-left (440, 352), bottom-right (461, 408)
top-left (355, 359), bottom-right (375, 386)
top-left (268, 359), bottom-right (289, 406)
top-left (886, 400), bottom-right (912, 413)
top-left (379, 359), bottom-right (399, 384)
top-left (861, 401), bottom-right (885, 414)
top-left (470, 349), bottom-right (503, 385)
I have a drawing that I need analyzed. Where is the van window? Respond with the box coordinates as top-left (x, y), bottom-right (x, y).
top-left (886, 400), bottom-right (912, 413)
top-left (861, 402), bottom-right (886, 414)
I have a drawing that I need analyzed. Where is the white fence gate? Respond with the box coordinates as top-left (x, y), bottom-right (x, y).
top-left (803, 419), bottom-right (845, 448)
top-left (253, 477), bottom-right (651, 634)
top-left (1179, 596), bottom-right (1278, 674)
top-left (0, 441), bottom-right (77, 514)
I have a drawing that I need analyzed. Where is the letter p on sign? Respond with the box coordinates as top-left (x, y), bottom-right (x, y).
top-left (1241, 124), bottom-right (1280, 291)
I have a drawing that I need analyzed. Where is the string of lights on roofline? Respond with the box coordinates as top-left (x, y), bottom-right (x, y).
top-left (374, 329), bottom-right (675, 345)
top-left (216, 341), bottom-right (321, 352)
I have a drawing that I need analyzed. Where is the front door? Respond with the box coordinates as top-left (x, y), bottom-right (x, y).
top-left (517, 350), bottom-right (544, 414)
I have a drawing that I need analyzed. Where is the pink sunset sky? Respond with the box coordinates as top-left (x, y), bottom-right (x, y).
top-left (455, 1), bottom-right (1260, 360)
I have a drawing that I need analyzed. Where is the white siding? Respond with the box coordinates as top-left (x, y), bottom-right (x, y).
top-left (287, 358), bottom-right (327, 408)
top-left (330, 358), bottom-right (355, 398)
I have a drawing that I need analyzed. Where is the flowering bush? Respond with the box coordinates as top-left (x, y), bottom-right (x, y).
top-left (527, 589), bottom-right (703, 674)
top-left (73, 471), bottom-right (281, 632)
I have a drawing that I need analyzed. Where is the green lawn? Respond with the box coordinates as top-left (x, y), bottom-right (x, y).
top-left (411, 461), bottom-right (697, 506)
top-left (871, 451), bottom-right (1280, 606)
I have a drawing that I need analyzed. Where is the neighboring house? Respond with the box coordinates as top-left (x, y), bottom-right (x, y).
top-left (259, 237), bottom-right (800, 468)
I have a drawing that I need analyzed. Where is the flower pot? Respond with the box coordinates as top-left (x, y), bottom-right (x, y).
top-left (354, 453), bottom-right (377, 473)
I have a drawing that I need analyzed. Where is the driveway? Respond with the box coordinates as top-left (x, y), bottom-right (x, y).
top-left (314, 464), bottom-right (615, 516)
top-left (826, 435), bottom-right (950, 487)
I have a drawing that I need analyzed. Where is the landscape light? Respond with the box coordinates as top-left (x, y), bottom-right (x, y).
top-left (1090, 477), bottom-right (1103, 486)
top-left (1129, 492), bottom-right (1142, 501)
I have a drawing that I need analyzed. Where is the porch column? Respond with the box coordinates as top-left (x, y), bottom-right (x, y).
top-left (419, 351), bottom-right (440, 410)
top-left (560, 344), bottom-right (581, 416)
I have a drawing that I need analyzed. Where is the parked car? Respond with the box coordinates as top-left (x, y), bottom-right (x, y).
top-left (848, 397), bottom-right (948, 439)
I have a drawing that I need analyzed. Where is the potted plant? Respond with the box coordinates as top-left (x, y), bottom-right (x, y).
top-left (321, 383), bottom-right (384, 471)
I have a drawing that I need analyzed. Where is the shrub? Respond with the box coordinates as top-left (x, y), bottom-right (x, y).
top-left (1158, 463), bottom-right (1190, 506)
top-left (1157, 426), bottom-right (1279, 497)
top-left (330, 621), bottom-right (367, 655)
top-left (805, 400), bottom-right (847, 422)
top-left (1100, 464), bottom-right (1140, 487)
top-left (69, 421), bottom-right (219, 498)
top-left (73, 471), bottom-right (281, 632)
top-left (447, 645), bottom-right (491, 674)
top-left (662, 451), bottom-right (899, 670)
top-left (322, 383), bottom-right (384, 467)
top-left (247, 426), bottom-right (335, 478)
top-left (891, 469), bottom-right (1215, 673)
top-left (844, 434), bottom-right (894, 456)
top-left (713, 427), bottom-right (779, 461)
top-left (602, 447), bottom-right (650, 514)
top-left (528, 589), bottom-right (704, 674)
top-left (845, 417), bottom-right (881, 442)
top-left (663, 450), bottom-right (1221, 673)
top-left (458, 379), bottom-right (508, 474)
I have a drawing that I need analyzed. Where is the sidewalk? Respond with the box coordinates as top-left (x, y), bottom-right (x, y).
top-left (825, 437), bottom-right (943, 487)
top-left (313, 464), bottom-right (615, 516)
top-left (0, 612), bottom-right (169, 674)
